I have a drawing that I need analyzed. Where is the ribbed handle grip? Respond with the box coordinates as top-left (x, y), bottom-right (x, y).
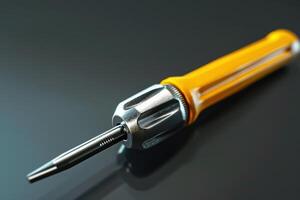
top-left (162, 29), bottom-right (299, 124)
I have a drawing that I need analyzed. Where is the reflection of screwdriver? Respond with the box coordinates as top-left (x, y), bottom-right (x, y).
top-left (27, 29), bottom-right (299, 183)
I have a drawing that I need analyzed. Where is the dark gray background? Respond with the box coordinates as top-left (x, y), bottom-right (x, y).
top-left (0, 1), bottom-right (300, 199)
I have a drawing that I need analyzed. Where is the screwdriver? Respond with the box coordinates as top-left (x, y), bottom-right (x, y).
top-left (27, 29), bottom-right (299, 183)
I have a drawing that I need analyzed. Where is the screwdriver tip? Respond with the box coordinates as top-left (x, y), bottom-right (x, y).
top-left (27, 161), bottom-right (57, 183)
top-left (27, 125), bottom-right (126, 183)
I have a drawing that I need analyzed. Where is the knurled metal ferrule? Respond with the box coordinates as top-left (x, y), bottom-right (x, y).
top-left (112, 84), bottom-right (188, 149)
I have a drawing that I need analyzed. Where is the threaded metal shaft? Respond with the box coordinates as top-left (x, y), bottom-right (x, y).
top-left (27, 125), bottom-right (126, 183)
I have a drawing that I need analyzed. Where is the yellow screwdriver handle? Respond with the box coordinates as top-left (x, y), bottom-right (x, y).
top-left (162, 29), bottom-right (299, 124)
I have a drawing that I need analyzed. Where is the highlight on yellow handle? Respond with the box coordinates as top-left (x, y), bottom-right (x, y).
top-left (161, 29), bottom-right (299, 124)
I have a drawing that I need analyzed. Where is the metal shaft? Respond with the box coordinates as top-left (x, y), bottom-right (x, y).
top-left (27, 125), bottom-right (126, 183)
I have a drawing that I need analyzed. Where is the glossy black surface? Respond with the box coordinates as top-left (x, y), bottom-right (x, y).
top-left (1, 1), bottom-right (300, 199)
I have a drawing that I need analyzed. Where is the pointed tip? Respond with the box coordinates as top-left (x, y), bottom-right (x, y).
top-left (27, 161), bottom-right (58, 183)
top-left (27, 125), bottom-right (126, 183)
